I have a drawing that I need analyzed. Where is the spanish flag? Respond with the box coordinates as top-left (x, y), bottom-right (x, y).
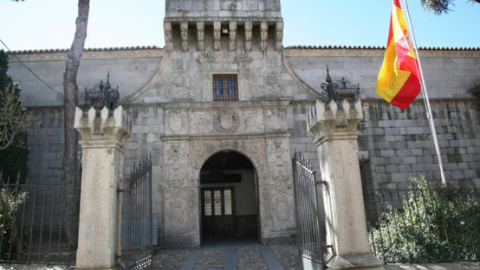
top-left (375, 0), bottom-right (421, 110)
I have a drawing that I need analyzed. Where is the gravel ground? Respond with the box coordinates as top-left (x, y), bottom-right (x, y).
top-left (270, 245), bottom-right (300, 270)
top-left (153, 248), bottom-right (195, 270)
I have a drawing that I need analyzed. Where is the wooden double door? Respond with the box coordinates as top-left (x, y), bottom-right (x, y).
top-left (201, 187), bottom-right (235, 239)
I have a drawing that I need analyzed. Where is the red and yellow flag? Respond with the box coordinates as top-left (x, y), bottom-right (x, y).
top-left (375, 0), bottom-right (421, 110)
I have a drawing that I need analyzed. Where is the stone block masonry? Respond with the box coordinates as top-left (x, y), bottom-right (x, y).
top-left (359, 100), bottom-right (480, 188)
top-left (27, 107), bottom-right (65, 186)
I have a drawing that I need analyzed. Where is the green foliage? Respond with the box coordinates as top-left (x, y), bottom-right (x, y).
top-left (0, 187), bottom-right (27, 259)
top-left (0, 50), bottom-right (29, 184)
top-left (421, 0), bottom-right (480, 14)
top-left (370, 176), bottom-right (480, 263)
top-left (469, 84), bottom-right (480, 98)
top-left (421, 0), bottom-right (454, 14)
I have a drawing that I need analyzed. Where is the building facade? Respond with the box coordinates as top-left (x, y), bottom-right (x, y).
top-left (7, 0), bottom-right (480, 247)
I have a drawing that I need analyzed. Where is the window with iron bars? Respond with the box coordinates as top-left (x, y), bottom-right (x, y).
top-left (213, 74), bottom-right (238, 101)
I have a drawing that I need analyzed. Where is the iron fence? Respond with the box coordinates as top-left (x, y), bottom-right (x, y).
top-left (292, 152), bottom-right (328, 269)
top-left (0, 182), bottom-right (80, 265)
top-left (365, 183), bottom-right (480, 263)
top-left (120, 156), bottom-right (153, 270)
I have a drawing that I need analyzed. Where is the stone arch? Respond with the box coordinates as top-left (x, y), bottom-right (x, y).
top-left (189, 140), bottom-right (268, 184)
top-left (198, 149), bottom-right (261, 242)
top-left (196, 148), bottom-right (262, 181)
top-left (187, 139), bottom-right (270, 243)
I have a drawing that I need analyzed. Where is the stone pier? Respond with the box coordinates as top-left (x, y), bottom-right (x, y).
top-left (74, 106), bottom-right (132, 270)
top-left (307, 100), bottom-right (385, 270)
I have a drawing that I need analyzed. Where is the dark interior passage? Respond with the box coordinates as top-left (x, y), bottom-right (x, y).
top-left (200, 151), bottom-right (259, 244)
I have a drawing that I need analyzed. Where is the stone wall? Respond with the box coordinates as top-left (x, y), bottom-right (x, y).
top-left (165, 0), bottom-right (281, 18)
top-left (123, 105), bottom-right (165, 236)
top-left (11, 46), bottom-right (480, 248)
top-left (27, 107), bottom-right (64, 185)
top-left (284, 48), bottom-right (480, 100)
top-left (288, 101), bottom-right (320, 172)
top-left (359, 100), bottom-right (480, 188)
top-left (8, 49), bottom-right (163, 107)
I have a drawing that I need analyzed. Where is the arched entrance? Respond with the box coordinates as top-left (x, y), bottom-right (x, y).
top-left (199, 150), bottom-right (259, 244)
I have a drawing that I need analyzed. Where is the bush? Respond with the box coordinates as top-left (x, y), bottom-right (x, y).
top-left (370, 176), bottom-right (480, 263)
top-left (0, 187), bottom-right (27, 260)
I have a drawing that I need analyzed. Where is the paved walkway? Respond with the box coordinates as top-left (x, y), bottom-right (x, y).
top-left (154, 242), bottom-right (299, 270)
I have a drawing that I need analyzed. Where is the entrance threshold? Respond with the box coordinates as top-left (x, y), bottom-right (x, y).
top-left (202, 236), bottom-right (259, 247)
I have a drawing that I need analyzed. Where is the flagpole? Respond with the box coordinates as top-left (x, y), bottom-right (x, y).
top-left (401, 0), bottom-right (447, 186)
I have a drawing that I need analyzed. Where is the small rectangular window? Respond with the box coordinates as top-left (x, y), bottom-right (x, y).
top-left (204, 190), bottom-right (212, 216)
top-left (213, 74), bottom-right (238, 101)
top-left (214, 190), bottom-right (222, 216)
top-left (224, 189), bottom-right (232, 215)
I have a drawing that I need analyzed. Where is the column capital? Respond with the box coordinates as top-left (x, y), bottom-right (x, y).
top-left (74, 106), bottom-right (132, 145)
top-left (307, 100), bottom-right (363, 144)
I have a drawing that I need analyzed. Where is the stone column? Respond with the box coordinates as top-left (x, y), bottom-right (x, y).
top-left (307, 100), bottom-right (384, 270)
top-left (74, 106), bottom-right (132, 270)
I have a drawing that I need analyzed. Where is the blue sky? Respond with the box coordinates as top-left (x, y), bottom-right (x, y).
top-left (0, 0), bottom-right (479, 51)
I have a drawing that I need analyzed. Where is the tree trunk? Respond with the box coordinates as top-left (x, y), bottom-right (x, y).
top-left (63, 0), bottom-right (89, 242)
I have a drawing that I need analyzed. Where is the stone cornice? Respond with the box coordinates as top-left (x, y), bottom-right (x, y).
top-left (164, 17), bottom-right (282, 23)
top-left (161, 132), bottom-right (290, 142)
top-left (160, 100), bottom-right (291, 109)
top-left (284, 48), bottom-right (480, 58)
top-left (9, 48), bottom-right (164, 62)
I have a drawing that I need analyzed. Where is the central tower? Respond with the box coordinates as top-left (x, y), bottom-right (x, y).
top-left (160, 0), bottom-right (295, 248)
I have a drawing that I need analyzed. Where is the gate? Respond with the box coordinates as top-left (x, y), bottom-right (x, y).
top-left (0, 181), bottom-right (80, 265)
top-left (292, 152), bottom-right (327, 270)
top-left (120, 156), bottom-right (153, 270)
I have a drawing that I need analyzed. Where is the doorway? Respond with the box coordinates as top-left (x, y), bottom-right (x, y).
top-left (200, 151), bottom-right (259, 244)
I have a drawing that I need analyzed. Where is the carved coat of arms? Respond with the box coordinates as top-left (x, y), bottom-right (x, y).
top-left (214, 110), bottom-right (240, 133)
top-left (168, 111), bottom-right (184, 133)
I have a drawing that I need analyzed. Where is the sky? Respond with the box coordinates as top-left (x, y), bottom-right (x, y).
top-left (0, 0), bottom-right (479, 51)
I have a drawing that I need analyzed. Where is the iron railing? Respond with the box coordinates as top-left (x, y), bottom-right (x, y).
top-left (84, 73), bottom-right (120, 111)
top-left (292, 152), bottom-right (328, 269)
top-left (320, 67), bottom-right (360, 103)
top-left (0, 182), bottom-right (80, 265)
top-left (120, 156), bottom-right (153, 270)
top-left (365, 183), bottom-right (480, 263)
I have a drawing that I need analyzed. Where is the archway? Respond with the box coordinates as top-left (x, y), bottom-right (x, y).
top-left (199, 150), bottom-right (259, 244)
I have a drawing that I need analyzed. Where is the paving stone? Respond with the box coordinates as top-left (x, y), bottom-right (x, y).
top-left (236, 264), bottom-right (269, 270)
top-left (197, 256), bottom-right (224, 265)
top-left (154, 248), bottom-right (195, 270)
top-left (201, 249), bottom-right (226, 256)
top-left (155, 243), bottom-right (294, 270)
top-left (237, 254), bottom-right (264, 264)
top-left (237, 247), bottom-right (261, 254)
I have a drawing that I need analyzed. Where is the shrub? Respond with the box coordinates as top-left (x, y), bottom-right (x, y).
top-left (370, 176), bottom-right (480, 263)
top-left (0, 187), bottom-right (27, 260)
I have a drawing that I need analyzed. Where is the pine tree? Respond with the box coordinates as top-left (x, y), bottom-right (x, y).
top-left (421, 0), bottom-right (480, 14)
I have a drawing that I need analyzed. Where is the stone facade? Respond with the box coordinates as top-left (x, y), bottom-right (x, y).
top-left (6, 0), bottom-right (480, 248)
